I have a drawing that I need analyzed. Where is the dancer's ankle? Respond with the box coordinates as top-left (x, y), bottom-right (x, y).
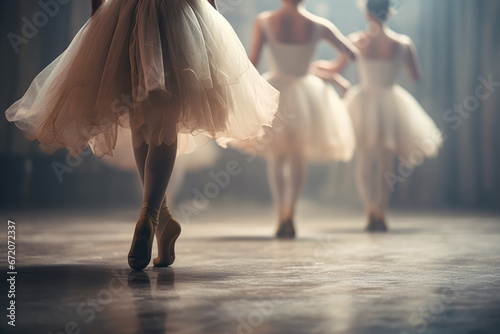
top-left (140, 202), bottom-right (160, 226)
top-left (373, 210), bottom-right (385, 221)
top-left (159, 202), bottom-right (173, 225)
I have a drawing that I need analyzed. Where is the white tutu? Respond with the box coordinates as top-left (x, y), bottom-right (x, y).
top-left (5, 0), bottom-right (279, 158)
top-left (261, 73), bottom-right (355, 161)
top-left (344, 57), bottom-right (442, 159)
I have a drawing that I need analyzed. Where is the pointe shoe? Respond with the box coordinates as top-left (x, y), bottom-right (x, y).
top-left (365, 213), bottom-right (388, 232)
top-left (276, 219), bottom-right (296, 239)
top-left (128, 205), bottom-right (159, 271)
top-left (153, 204), bottom-right (181, 267)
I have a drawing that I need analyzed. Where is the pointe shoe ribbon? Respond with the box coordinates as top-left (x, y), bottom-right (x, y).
top-left (140, 206), bottom-right (160, 227)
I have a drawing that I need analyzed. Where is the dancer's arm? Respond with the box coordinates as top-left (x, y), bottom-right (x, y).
top-left (248, 15), bottom-right (267, 68)
top-left (330, 73), bottom-right (351, 95)
top-left (312, 67), bottom-right (351, 96)
top-left (313, 55), bottom-right (349, 74)
top-left (91, 0), bottom-right (105, 16)
top-left (312, 31), bottom-right (360, 76)
top-left (404, 37), bottom-right (422, 82)
top-left (321, 21), bottom-right (358, 62)
top-left (207, 0), bottom-right (217, 10)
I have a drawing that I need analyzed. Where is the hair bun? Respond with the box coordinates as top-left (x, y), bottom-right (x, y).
top-left (358, 0), bottom-right (396, 22)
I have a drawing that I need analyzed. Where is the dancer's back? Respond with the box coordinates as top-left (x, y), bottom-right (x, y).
top-left (263, 11), bottom-right (321, 77)
top-left (350, 27), bottom-right (421, 82)
top-left (353, 32), bottom-right (407, 90)
top-left (266, 9), bottom-right (317, 44)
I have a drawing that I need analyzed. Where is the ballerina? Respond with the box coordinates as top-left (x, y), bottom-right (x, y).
top-left (314, 0), bottom-right (442, 232)
top-left (5, 0), bottom-right (279, 270)
top-left (245, 0), bottom-right (357, 238)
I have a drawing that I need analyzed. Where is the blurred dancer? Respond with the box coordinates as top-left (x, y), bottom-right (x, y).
top-left (5, 0), bottom-right (279, 269)
top-left (247, 0), bottom-right (357, 238)
top-left (315, 0), bottom-right (442, 231)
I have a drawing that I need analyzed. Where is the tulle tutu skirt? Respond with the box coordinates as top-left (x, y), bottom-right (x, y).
top-left (236, 74), bottom-right (356, 162)
top-left (5, 0), bottom-right (279, 158)
top-left (344, 85), bottom-right (443, 159)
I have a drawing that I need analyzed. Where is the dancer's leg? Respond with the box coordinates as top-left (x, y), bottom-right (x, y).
top-left (274, 152), bottom-right (306, 239)
top-left (154, 162), bottom-right (183, 267)
top-left (141, 140), bottom-right (181, 267)
top-left (355, 151), bottom-right (374, 214)
top-left (132, 131), bottom-right (148, 187)
top-left (356, 151), bottom-right (388, 231)
top-left (142, 140), bottom-right (178, 210)
top-left (132, 130), bottom-right (178, 209)
top-left (374, 151), bottom-right (394, 221)
top-left (284, 153), bottom-right (307, 221)
top-left (267, 152), bottom-right (288, 222)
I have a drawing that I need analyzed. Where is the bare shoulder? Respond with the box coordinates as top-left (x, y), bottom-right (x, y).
top-left (253, 11), bottom-right (274, 32)
top-left (348, 31), bottom-right (364, 42)
top-left (255, 11), bottom-right (273, 24)
top-left (301, 11), bottom-right (334, 31)
top-left (347, 31), bottom-right (366, 47)
top-left (388, 30), bottom-right (414, 48)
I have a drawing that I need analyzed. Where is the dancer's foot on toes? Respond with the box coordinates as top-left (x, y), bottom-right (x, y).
top-left (128, 204), bottom-right (159, 271)
top-left (365, 213), bottom-right (388, 233)
top-left (154, 202), bottom-right (181, 267)
top-left (276, 219), bottom-right (296, 239)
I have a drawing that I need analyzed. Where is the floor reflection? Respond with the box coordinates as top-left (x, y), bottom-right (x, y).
top-left (128, 269), bottom-right (175, 334)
